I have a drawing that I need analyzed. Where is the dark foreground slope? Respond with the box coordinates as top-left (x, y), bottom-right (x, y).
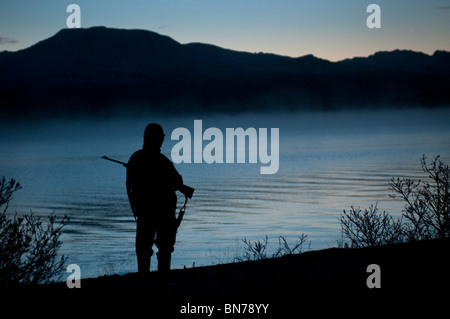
top-left (12, 238), bottom-right (447, 316)
top-left (76, 238), bottom-right (450, 293)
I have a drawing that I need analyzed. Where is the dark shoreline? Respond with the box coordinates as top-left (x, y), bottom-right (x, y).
top-left (5, 238), bottom-right (448, 316)
top-left (46, 238), bottom-right (450, 294)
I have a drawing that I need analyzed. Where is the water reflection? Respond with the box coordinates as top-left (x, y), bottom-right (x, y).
top-left (1, 108), bottom-right (450, 277)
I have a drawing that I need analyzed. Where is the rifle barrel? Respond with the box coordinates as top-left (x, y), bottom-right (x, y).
top-left (102, 156), bottom-right (127, 167)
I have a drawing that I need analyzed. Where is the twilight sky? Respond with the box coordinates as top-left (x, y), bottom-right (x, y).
top-left (1, 0), bottom-right (449, 61)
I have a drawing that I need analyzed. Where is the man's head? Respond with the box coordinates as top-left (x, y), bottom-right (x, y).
top-left (143, 123), bottom-right (165, 151)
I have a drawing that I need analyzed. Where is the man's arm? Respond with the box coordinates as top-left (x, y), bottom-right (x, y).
top-left (126, 180), bottom-right (137, 219)
top-left (169, 161), bottom-right (183, 192)
top-left (126, 156), bottom-right (137, 219)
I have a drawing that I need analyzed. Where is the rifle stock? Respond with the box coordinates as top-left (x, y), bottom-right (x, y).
top-left (178, 184), bottom-right (195, 199)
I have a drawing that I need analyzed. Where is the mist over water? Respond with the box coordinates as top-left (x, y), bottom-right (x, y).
top-left (1, 107), bottom-right (450, 278)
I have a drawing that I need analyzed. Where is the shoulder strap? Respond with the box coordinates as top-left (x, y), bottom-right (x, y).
top-left (175, 196), bottom-right (189, 229)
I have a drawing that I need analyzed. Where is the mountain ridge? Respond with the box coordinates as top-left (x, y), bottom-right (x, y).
top-left (1, 26), bottom-right (449, 117)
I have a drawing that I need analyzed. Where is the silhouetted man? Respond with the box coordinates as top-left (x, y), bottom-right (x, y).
top-left (126, 123), bottom-right (183, 275)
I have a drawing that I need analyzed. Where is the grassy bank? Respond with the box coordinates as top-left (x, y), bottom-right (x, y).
top-left (46, 238), bottom-right (450, 295)
top-left (6, 238), bottom-right (448, 316)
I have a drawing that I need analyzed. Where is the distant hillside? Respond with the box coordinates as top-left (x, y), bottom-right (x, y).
top-left (0, 27), bottom-right (449, 118)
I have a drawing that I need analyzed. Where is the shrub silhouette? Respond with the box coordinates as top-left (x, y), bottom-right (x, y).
top-left (340, 155), bottom-right (450, 247)
top-left (235, 234), bottom-right (308, 261)
top-left (340, 204), bottom-right (406, 248)
top-left (0, 177), bottom-right (69, 287)
top-left (389, 155), bottom-right (450, 240)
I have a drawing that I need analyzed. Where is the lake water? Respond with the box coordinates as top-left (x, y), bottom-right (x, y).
top-left (1, 107), bottom-right (450, 279)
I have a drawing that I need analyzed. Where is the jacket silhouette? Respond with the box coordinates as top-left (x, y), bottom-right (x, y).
top-left (126, 123), bottom-right (183, 275)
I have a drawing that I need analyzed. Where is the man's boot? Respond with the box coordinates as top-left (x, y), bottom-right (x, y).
top-left (137, 254), bottom-right (151, 275)
top-left (157, 252), bottom-right (171, 279)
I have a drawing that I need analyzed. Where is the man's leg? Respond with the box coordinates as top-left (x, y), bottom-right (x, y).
top-left (155, 224), bottom-right (176, 276)
top-left (136, 218), bottom-right (155, 274)
top-left (156, 251), bottom-right (171, 275)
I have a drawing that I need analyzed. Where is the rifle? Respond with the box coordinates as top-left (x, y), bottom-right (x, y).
top-left (102, 156), bottom-right (194, 228)
top-left (102, 156), bottom-right (128, 168)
